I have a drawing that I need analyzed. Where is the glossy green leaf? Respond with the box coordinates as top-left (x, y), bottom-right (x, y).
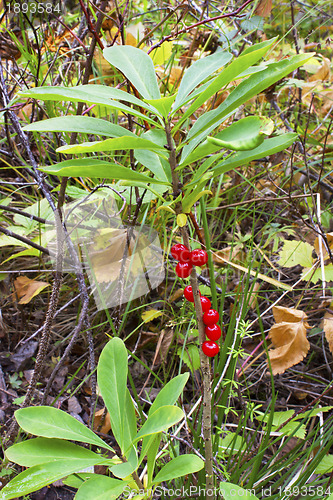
top-left (103, 46), bottom-right (161, 100)
top-left (174, 39), bottom-right (276, 135)
top-left (75, 475), bottom-right (127, 500)
top-left (149, 373), bottom-right (189, 416)
top-left (38, 158), bottom-right (171, 185)
top-left (146, 433), bottom-right (162, 485)
top-left (180, 116), bottom-right (273, 167)
top-left (23, 116), bottom-right (135, 137)
top-left (134, 129), bottom-right (171, 183)
top-left (97, 338), bottom-right (136, 458)
top-left (152, 454), bottom-right (204, 484)
top-left (14, 407), bottom-right (113, 451)
top-left (110, 453), bottom-right (138, 479)
top-left (173, 50), bottom-right (232, 111)
top-left (18, 85), bottom-right (160, 127)
top-left (207, 116), bottom-right (273, 151)
top-left (0, 459), bottom-right (105, 500)
top-left (56, 136), bottom-right (166, 156)
top-left (144, 95), bottom-right (176, 118)
top-left (220, 482), bottom-right (259, 500)
top-left (133, 405), bottom-right (184, 444)
top-left (181, 53), bottom-right (312, 161)
top-left (5, 438), bottom-right (110, 467)
top-left (212, 133), bottom-right (298, 177)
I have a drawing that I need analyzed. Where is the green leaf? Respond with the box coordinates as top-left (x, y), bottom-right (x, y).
top-left (177, 344), bottom-right (200, 372)
top-left (212, 133), bottom-right (298, 177)
top-left (0, 459), bottom-right (106, 500)
top-left (56, 136), bottom-right (167, 155)
top-left (315, 455), bottom-right (333, 474)
top-left (173, 50), bottom-right (232, 111)
top-left (218, 433), bottom-right (247, 456)
top-left (152, 454), bottom-right (204, 484)
top-left (75, 476), bottom-right (127, 500)
top-left (181, 53), bottom-right (312, 161)
top-left (15, 407), bottom-right (113, 451)
top-left (149, 373), bottom-right (189, 416)
top-left (206, 116), bottom-right (274, 151)
top-left (38, 159), bottom-right (171, 185)
top-left (97, 338), bottom-right (137, 457)
top-left (134, 129), bottom-right (171, 183)
top-left (144, 95), bottom-right (176, 119)
top-left (23, 116), bottom-right (136, 137)
top-left (133, 406), bottom-right (184, 444)
top-left (5, 438), bottom-right (109, 467)
top-left (180, 116), bottom-right (273, 167)
top-left (174, 39), bottom-right (276, 136)
top-left (103, 46), bottom-right (161, 100)
top-left (278, 240), bottom-right (314, 268)
top-left (18, 85), bottom-right (160, 127)
top-left (220, 482), bottom-right (259, 500)
top-left (303, 264), bottom-right (333, 284)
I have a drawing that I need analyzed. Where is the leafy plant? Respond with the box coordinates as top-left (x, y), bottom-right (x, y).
top-left (1, 337), bottom-right (203, 499)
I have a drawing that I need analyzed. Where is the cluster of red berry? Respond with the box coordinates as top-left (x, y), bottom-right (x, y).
top-left (171, 243), bottom-right (220, 358)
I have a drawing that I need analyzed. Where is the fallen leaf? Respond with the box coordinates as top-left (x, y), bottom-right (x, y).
top-left (314, 233), bottom-right (333, 260)
top-left (142, 309), bottom-right (163, 323)
top-left (278, 240), bottom-right (314, 268)
top-left (213, 246), bottom-right (245, 266)
top-left (93, 408), bottom-right (111, 434)
top-left (255, 0), bottom-right (273, 17)
top-left (309, 57), bottom-right (331, 82)
top-left (323, 309), bottom-right (333, 355)
top-left (14, 276), bottom-right (50, 304)
top-left (268, 306), bottom-right (310, 375)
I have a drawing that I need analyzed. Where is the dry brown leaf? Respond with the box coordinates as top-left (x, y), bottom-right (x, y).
top-left (213, 246), bottom-right (245, 266)
top-left (93, 408), bottom-right (111, 434)
top-left (322, 310), bottom-right (333, 354)
top-left (169, 288), bottom-right (184, 303)
top-left (14, 276), bottom-right (50, 305)
top-left (255, 0), bottom-right (273, 17)
top-left (309, 57), bottom-right (331, 82)
top-left (268, 306), bottom-right (310, 375)
top-left (272, 305), bottom-right (308, 324)
top-left (314, 233), bottom-right (333, 260)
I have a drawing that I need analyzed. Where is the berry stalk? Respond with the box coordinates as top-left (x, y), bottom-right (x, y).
top-left (165, 119), bottom-right (215, 499)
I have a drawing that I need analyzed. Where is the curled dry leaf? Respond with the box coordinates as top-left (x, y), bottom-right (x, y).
top-left (255, 0), bottom-right (273, 17)
top-left (268, 306), bottom-right (310, 375)
top-left (93, 408), bottom-right (111, 434)
top-left (14, 276), bottom-right (50, 305)
top-left (322, 309), bottom-right (333, 355)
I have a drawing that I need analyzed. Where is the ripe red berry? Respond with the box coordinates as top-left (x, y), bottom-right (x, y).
top-left (183, 285), bottom-right (196, 302)
top-left (200, 296), bottom-right (211, 313)
top-left (189, 249), bottom-right (208, 267)
top-left (176, 262), bottom-right (192, 278)
top-left (203, 309), bottom-right (219, 326)
top-left (205, 324), bottom-right (221, 341)
top-left (171, 243), bottom-right (190, 262)
top-left (202, 340), bottom-right (219, 357)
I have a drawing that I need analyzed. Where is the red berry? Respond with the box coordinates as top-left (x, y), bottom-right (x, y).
top-left (200, 296), bottom-right (211, 313)
top-left (171, 244), bottom-right (190, 262)
top-left (176, 262), bottom-right (192, 278)
top-left (183, 285), bottom-right (195, 302)
top-left (189, 249), bottom-right (208, 267)
top-left (203, 309), bottom-right (219, 326)
top-left (205, 324), bottom-right (221, 341)
top-left (202, 340), bottom-right (219, 357)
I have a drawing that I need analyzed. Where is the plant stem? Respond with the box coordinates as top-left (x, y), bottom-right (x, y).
top-left (165, 119), bottom-right (214, 499)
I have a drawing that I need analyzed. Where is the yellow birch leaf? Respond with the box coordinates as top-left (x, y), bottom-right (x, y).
top-left (14, 276), bottom-right (50, 305)
top-left (142, 309), bottom-right (163, 323)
